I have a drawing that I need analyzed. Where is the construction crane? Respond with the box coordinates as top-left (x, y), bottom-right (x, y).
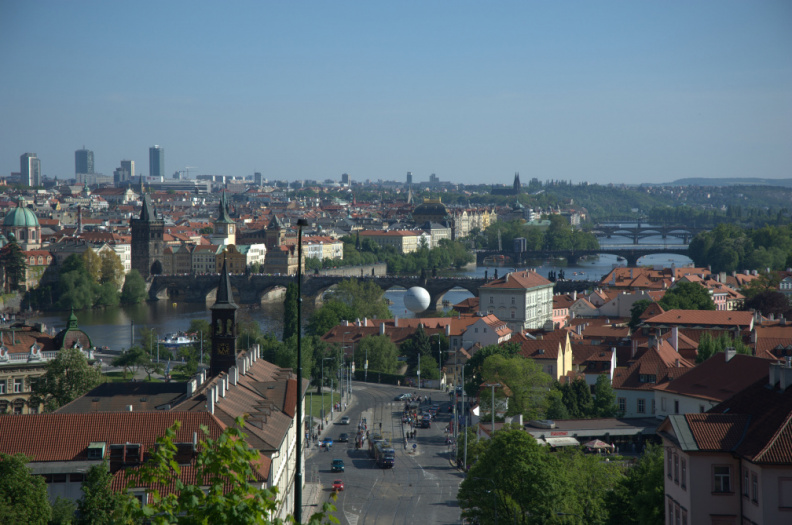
top-left (184, 166), bottom-right (198, 179)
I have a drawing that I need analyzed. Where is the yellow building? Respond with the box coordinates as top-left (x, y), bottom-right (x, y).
top-left (358, 230), bottom-right (421, 254)
top-left (215, 244), bottom-right (247, 274)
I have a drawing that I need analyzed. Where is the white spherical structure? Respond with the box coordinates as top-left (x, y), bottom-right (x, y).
top-left (404, 286), bottom-right (431, 313)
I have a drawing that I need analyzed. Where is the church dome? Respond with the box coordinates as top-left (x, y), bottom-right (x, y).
top-left (413, 200), bottom-right (448, 217)
top-left (3, 200), bottom-right (39, 228)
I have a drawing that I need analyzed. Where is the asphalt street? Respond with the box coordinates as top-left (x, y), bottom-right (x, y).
top-left (306, 382), bottom-right (464, 525)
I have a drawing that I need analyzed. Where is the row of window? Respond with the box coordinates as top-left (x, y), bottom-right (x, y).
top-left (666, 448), bottom-right (687, 490)
top-left (743, 468), bottom-right (759, 505)
top-left (0, 378), bottom-right (26, 394)
top-left (666, 497), bottom-right (688, 525)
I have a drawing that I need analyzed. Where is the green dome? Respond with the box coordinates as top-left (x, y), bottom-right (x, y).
top-left (3, 200), bottom-right (39, 228)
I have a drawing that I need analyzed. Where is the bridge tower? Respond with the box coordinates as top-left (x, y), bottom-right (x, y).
top-left (210, 258), bottom-right (238, 377)
top-left (212, 191), bottom-right (236, 246)
top-left (265, 213), bottom-right (286, 249)
top-left (130, 178), bottom-right (164, 278)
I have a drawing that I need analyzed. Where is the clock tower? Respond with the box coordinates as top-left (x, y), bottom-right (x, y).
top-left (210, 256), bottom-right (238, 377)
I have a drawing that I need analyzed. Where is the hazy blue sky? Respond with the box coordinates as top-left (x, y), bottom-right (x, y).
top-left (1, 1), bottom-right (790, 186)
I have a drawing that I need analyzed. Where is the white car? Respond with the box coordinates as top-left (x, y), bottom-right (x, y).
top-left (339, 416), bottom-right (350, 425)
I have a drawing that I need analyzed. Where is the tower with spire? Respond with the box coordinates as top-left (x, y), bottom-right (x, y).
top-left (130, 178), bottom-right (164, 277)
top-left (210, 257), bottom-right (238, 377)
top-left (212, 191), bottom-right (236, 246)
top-left (265, 213), bottom-right (286, 249)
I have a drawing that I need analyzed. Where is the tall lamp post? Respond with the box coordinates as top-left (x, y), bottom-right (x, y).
top-left (429, 333), bottom-right (442, 391)
top-left (484, 382), bottom-right (502, 435)
top-left (322, 357), bottom-right (334, 418)
top-left (294, 218), bottom-right (307, 523)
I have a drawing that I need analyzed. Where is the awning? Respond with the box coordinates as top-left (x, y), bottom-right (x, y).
top-left (542, 436), bottom-right (580, 447)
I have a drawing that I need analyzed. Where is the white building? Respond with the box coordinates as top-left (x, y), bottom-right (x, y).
top-left (478, 270), bottom-right (554, 331)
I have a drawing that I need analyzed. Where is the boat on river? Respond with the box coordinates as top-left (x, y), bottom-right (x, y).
top-left (482, 254), bottom-right (512, 266)
top-left (160, 332), bottom-right (195, 348)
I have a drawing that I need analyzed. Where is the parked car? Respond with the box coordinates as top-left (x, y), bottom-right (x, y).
top-left (331, 458), bottom-right (345, 472)
top-left (332, 479), bottom-right (345, 492)
top-left (339, 416), bottom-right (350, 425)
top-left (338, 432), bottom-right (349, 443)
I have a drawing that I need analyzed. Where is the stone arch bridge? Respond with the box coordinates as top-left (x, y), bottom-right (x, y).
top-left (148, 274), bottom-right (489, 311)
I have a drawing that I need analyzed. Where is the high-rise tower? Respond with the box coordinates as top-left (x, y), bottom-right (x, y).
top-left (20, 153), bottom-right (41, 187)
top-left (75, 148), bottom-right (94, 175)
top-left (210, 257), bottom-right (238, 377)
top-left (149, 145), bottom-right (164, 178)
top-left (130, 179), bottom-right (165, 277)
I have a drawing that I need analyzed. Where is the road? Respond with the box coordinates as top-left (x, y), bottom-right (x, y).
top-left (306, 383), bottom-right (464, 525)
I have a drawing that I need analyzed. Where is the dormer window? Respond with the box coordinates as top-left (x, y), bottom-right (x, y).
top-left (639, 374), bottom-right (657, 384)
top-left (87, 442), bottom-right (106, 459)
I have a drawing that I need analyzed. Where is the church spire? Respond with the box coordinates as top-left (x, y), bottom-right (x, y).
top-left (213, 255), bottom-right (237, 308)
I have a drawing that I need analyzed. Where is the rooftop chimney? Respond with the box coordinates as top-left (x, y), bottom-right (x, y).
top-left (380, 323), bottom-right (385, 335)
top-left (724, 347), bottom-right (736, 362)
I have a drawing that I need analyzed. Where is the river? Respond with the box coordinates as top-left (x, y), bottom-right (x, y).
top-left (29, 226), bottom-right (693, 349)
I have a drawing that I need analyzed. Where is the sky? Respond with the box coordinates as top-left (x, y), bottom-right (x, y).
top-left (1, 1), bottom-right (790, 186)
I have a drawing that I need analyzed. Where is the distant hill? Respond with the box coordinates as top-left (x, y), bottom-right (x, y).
top-left (665, 178), bottom-right (792, 188)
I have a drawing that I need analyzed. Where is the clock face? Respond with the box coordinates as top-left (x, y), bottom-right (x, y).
top-left (217, 343), bottom-right (230, 355)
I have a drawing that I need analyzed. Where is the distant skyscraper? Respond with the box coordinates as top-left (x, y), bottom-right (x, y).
top-left (341, 173), bottom-right (350, 185)
top-left (75, 148), bottom-right (94, 175)
top-left (121, 160), bottom-right (135, 180)
top-left (20, 153), bottom-right (41, 187)
top-left (406, 171), bottom-right (413, 185)
top-left (149, 145), bottom-right (164, 178)
top-left (254, 172), bottom-right (263, 186)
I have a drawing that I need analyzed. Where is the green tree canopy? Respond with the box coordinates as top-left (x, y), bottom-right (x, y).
top-left (0, 453), bottom-right (52, 524)
top-left (354, 335), bottom-right (399, 374)
top-left (120, 269), bottom-right (147, 305)
top-left (593, 374), bottom-right (619, 418)
top-left (29, 347), bottom-right (103, 412)
top-left (606, 445), bottom-right (664, 525)
top-left (629, 299), bottom-right (653, 330)
top-left (99, 249), bottom-right (125, 288)
top-left (658, 282), bottom-right (715, 311)
top-left (0, 238), bottom-right (27, 292)
top-left (282, 282), bottom-right (299, 340)
top-left (77, 461), bottom-right (124, 525)
top-left (480, 354), bottom-right (553, 419)
top-left (82, 248), bottom-right (103, 283)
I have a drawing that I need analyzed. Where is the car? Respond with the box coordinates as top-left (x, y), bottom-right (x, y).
top-left (332, 479), bottom-right (345, 492)
top-left (331, 459), bottom-right (345, 472)
top-left (339, 416), bottom-right (350, 425)
top-left (338, 432), bottom-right (349, 442)
top-left (321, 438), bottom-right (334, 448)
top-left (395, 393), bottom-right (411, 401)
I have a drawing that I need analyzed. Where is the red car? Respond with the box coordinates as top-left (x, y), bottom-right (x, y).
top-left (332, 479), bottom-right (345, 492)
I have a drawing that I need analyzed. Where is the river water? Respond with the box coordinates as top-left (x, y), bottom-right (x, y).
top-left (30, 227), bottom-right (692, 349)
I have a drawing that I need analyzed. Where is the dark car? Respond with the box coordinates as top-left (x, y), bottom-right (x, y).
top-left (331, 458), bottom-right (345, 472)
top-left (338, 432), bottom-right (349, 442)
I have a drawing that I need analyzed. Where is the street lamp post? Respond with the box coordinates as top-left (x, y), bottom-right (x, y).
top-left (294, 217), bottom-right (307, 523)
top-left (429, 333), bottom-right (442, 390)
top-left (484, 382), bottom-right (502, 435)
top-left (322, 357), bottom-right (334, 417)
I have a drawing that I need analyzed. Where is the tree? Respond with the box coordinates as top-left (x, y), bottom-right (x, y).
top-left (77, 461), bottom-right (123, 525)
top-left (188, 319), bottom-right (212, 357)
top-left (282, 283), bottom-right (299, 341)
top-left (99, 250), bottom-right (125, 288)
top-left (306, 300), bottom-right (355, 337)
top-left (458, 428), bottom-right (572, 525)
top-left (695, 332), bottom-right (752, 363)
top-left (0, 238), bottom-right (27, 292)
top-left (463, 342), bottom-right (522, 398)
top-left (354, 335), bottom-right (399, 374)
top-left (480, 354), bottom-right (553, 419)
top-left (659, 282), bottom-right (715, 311)
top-left (120, 417), bottom-right (335, 524)
top-left (606, 445), bottom-right (664, 525)
top-left (629, 299), bottom-right (653, 330)
top-left (120, 269), bottom-right (147, 304)
top-left (51, 496), bottom-right (77, 524)
top-left (593, 374), bottom-right (618, 417)
top-left (111, 347), bottom-right (151, 379)
top-left (418, 354), bottom-right (440, 380)
top-left (82, 248), bottom-right (103, 283)
top-left (325, 279), bottom-right (391, 320)
top-left (742, 290), bottom-right (792, 319)
top-left (54, 255), bottom-right (101, 310)
top-left (29, 348), bottom-right (103, 412)
top-left (0, 453), bottom-right (52, 524)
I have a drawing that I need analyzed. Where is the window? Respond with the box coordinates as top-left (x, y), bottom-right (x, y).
top-left (681, 458), bottom-right (686, 489)
top-left (0, 381), bottom-right (5, 394)
top-left (667, 449), bottom-right (673, 479)
top-left (661, 397), bottom-right (667, 411)
top-left (668, 499), bottom-right (674, 525)
top-left (511, 297), bottom-right (515, 304)
top-left (674, 400), bottom-right (679, 413)
top-left (489, 297), bottom-right (493, 304)
top-left (13, 378), bottom-right (23, 393)
top-left (752, 472), bottom-right (758, 504)
top-left (674, 453), bottom-right (679, 484)
top-left (637, 398), bottom-right (646, 414)
top-left (618, 398), bottom-right (626, 413)
top-left (13, 399), bottom-right (23, 415)
top-left (744, 469), bottom-right (750, 497)
top-left (713, 465), bottom-right (732, 493)
top-left (652, 399), bottom-right (656, 414)
top-left (681, 509), bottom-right (687, 525)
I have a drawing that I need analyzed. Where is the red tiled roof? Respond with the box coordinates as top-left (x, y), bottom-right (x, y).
top-left (481, 270), bottom-right (552, 290)
top-left (644, 309), bottom-right (754, 328)
top-left (0, 412), bottom-right (225, 462)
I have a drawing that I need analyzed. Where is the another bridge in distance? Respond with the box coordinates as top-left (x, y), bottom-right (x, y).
top-left (589, 222), bottom-right (707, 244)
top-left (477, 244), bottom-right (690, 267)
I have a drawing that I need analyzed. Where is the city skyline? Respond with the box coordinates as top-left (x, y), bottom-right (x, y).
top-left (1, 1), bottom-right (790, 185)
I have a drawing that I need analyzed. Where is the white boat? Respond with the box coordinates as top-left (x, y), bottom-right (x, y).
top-left (160, 333), bottom-right (194, 348)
